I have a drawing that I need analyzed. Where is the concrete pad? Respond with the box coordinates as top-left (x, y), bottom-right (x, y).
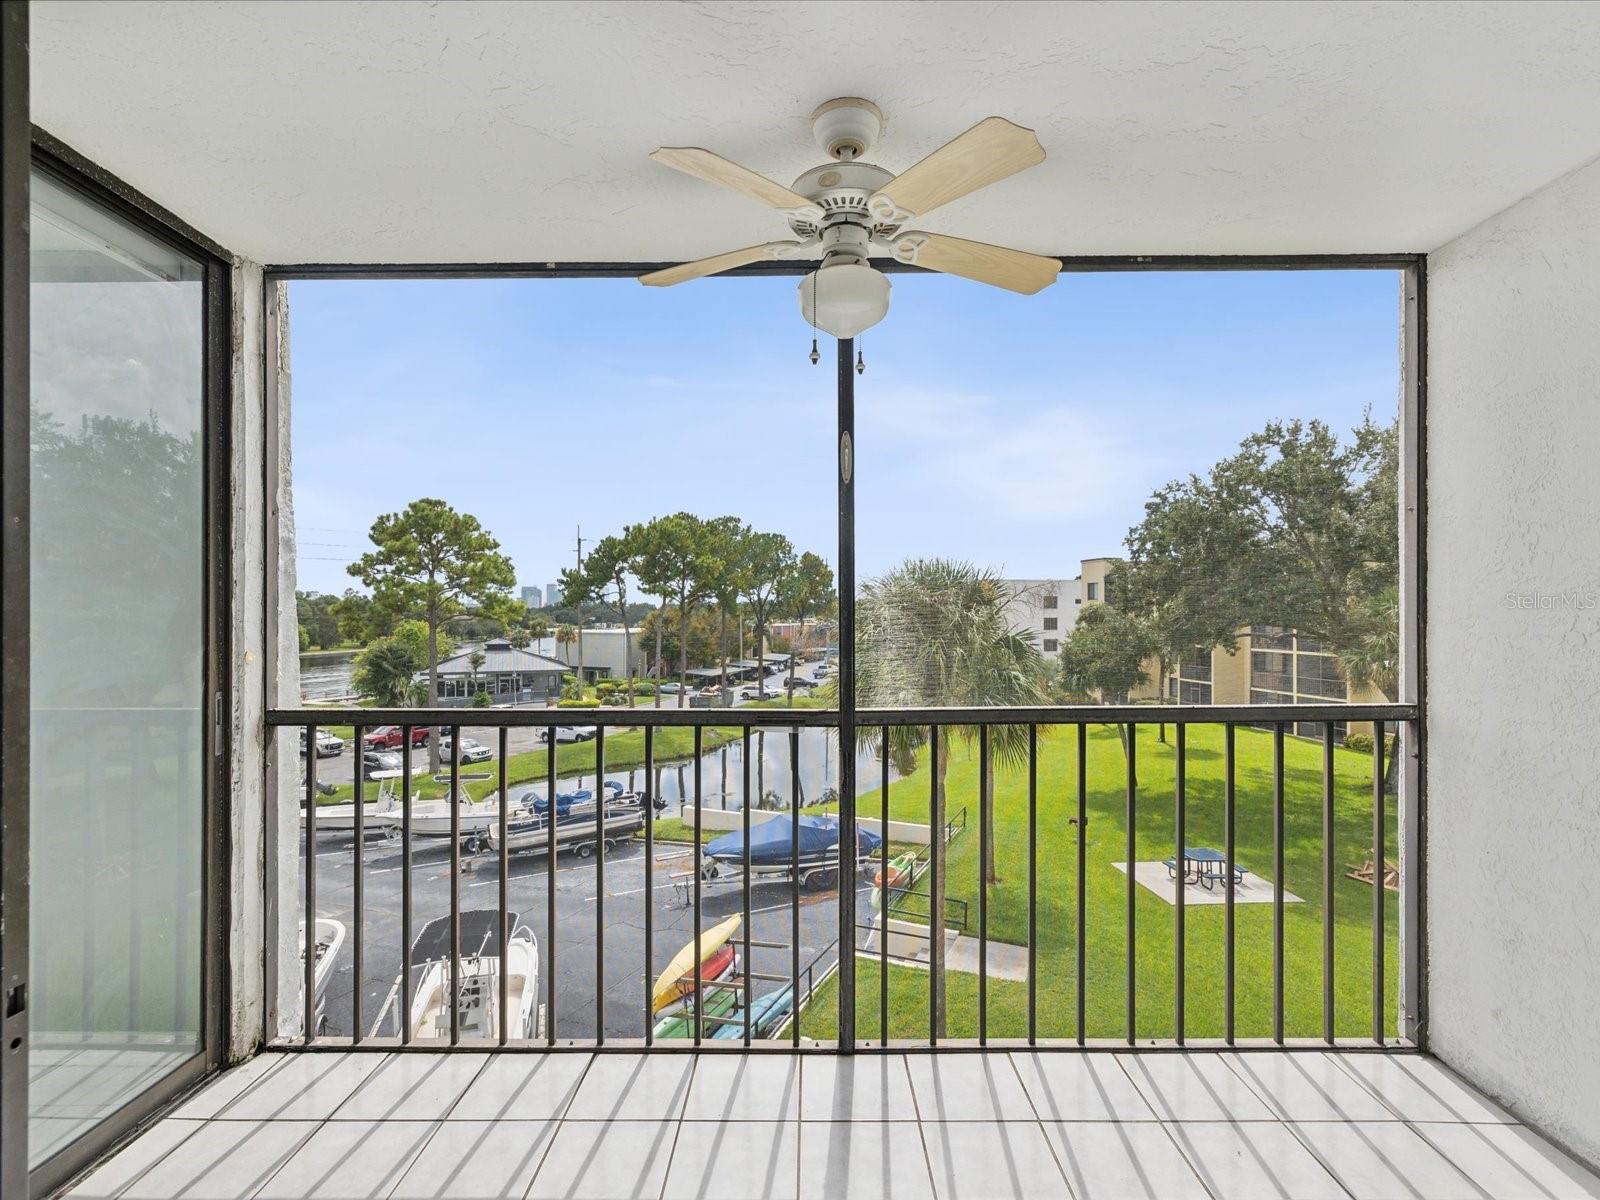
top-left (1112, 860), bottom-right (1302, 906)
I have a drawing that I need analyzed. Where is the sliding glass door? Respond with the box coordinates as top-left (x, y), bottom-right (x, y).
top-left (27, 165), bottom-right (215, 1175)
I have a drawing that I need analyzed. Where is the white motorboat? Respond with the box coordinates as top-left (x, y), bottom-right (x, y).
top-left (301, 772), bottom-right (404, 834)
top-left (401, 788), bottom-right (505, 845)
top-left (299, 916), bottom-right (345, 1034)
top-left (391, 910), bottom-right (539, 1041)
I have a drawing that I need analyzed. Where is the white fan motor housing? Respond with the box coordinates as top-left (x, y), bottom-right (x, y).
top-left (810, 97), bottom-right (884, 160)
top-left (787, 160), bottom-right (897, 240)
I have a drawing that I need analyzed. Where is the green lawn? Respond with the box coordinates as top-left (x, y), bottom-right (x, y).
top-left (799, 722), bottom-right (1397, 1043)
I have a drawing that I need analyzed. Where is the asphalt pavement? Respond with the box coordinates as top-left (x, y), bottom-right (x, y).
top-left (303, 818), bottom-right (857, 1042)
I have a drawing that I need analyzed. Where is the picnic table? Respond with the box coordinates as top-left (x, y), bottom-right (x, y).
top-left (1164, 847), bottom-right (1247, 890)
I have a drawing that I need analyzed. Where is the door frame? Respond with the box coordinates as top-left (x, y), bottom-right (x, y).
top-left (20, 135), bottom-right (232, 1198)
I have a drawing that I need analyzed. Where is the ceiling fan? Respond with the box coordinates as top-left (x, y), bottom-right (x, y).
top-left (640, 98), bottom-right (1061, 338)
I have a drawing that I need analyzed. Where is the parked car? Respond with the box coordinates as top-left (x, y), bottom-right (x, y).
top-left (787, 677), bottom-right (816, 690)
top-left (658, 682), bottom-right (683, 694)
top-left (299, 729), bottom-right (344, 758)
top-left (440, 734), bottom-right (493, 763)
top-left (541, 725), bottom-right (597, 744)
top-left (361, 748), bottom-right (403, 772)
top-left (365, 725), bottom-right (430, 751)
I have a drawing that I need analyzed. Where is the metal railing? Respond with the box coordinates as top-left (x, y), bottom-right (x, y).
top-left (270, 701), bottom-right (1416, 1053)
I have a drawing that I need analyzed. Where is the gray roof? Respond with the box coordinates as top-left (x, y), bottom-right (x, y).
top-left (434, 640), bottom-right (572, 677)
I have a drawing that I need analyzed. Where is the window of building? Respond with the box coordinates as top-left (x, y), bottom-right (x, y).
top-left (1043, 594), bottom-right (1057, 609)
top-left (1043, 617), bottom-right (1057, 630)
top-left (1086, 582), bottom-right (1099, 600)
top-left (1042, 638), bottom-right (1058, 653)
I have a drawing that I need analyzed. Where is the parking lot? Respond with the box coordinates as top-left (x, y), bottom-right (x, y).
top-left (302, 818), bottom-right (859, 1042)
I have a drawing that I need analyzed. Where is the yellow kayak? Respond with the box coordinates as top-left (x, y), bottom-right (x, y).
top-left (651, 914), bottom-right (741, 1013)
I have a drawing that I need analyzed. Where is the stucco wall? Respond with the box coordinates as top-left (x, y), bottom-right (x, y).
top-left (1427, 154), bottom-right (1600, 1165)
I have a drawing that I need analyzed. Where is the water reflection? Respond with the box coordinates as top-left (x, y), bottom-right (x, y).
top-left (531, 727), bottom-right (901, 811)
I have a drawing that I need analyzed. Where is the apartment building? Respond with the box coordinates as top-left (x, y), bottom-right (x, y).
top-left (1000, 576), bottom-right (1079, 656)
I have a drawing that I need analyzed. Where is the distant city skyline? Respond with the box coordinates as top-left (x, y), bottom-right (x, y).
top-left (288, 270), bottom-right (1401, 597)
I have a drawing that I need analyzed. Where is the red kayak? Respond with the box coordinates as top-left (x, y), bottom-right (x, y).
top-left (663, 943), bottom-right (738, 1008)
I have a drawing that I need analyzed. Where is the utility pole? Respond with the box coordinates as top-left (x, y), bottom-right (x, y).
top-left (573, 524), bottom-right (585, 694)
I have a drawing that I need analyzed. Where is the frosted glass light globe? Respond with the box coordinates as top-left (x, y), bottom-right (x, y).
top-left (799, 262), bottom-right (891, 338)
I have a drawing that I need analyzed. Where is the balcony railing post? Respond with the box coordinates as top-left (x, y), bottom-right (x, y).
top-left (1076, 722), bottom-right (1087, 1046)
top-left (644, 725), bottom-right (655, 1047)
top-left (742, 725), bottom-right (752, 1047)
top-left (1225, 721), bottom-right (1237, 1045)
top-left (978, 723), bottom-right (988, 1045)
top-left (692, 726), bottom-right (703, 1045)
top-left (497, 726), bottom-right (509, 1046)
top-left (1125, 721), bottom-right (1137, 1044)
top-left (1027, 723), bottom-right (1037, 1046)
top-left (796, 725), bottom-right (805, 1049)
top-left (929, 725), bottom-right (942, 1047)
top-left (1323, 721), bottom-right (1336, 1044)
top-left (303, 723), bottom-right (317, 1044)
top-left (1273, 723), bottom-right (1285, 1045)
top-left (449, 723), bottom-right (461, 1046)
top-left (401, 730), bottom-right (413, 1045)
top-left (1174, 722), bottom-right (1186, 1045)
top-left (545, 726), bottom-right (556, 1046)
top-left (595, 726), bottom-right (606, 1046)
top-left (352, 724), bottom-right (364, 1044)
top-left (1373, 719), bottom-right (1386, 1045)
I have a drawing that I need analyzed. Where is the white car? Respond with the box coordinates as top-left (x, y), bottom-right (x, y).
top-left (541, 725), bottom-right (597, 744)
top-left (440, 734), bottom-right (493, 763)
top-left (299, 728), bottom-right (345, 758)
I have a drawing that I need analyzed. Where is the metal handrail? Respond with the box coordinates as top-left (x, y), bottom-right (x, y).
top-left (286, 707), bottom-right (1414, 1053)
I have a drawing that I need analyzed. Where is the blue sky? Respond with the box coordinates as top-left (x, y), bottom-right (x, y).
top-left (288, 269), bottom-right (1400, 597)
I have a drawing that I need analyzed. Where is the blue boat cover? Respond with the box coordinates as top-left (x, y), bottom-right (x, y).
top-left (705, 814), bottom-right (881, 865)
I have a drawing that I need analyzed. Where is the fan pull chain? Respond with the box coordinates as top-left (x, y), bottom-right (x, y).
top-left (809, 337), bottom-right (820, 365)
top-left (856, 347), bottom-right (866, 375)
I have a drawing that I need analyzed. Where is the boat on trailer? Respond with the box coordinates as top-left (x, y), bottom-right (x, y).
top-left (487, 785), bottom-right (648, 858)
top-left (698, 814), bottom-right (882, 892)
top-left (391, 909), bottom-right (540, 1041)
top-left (300, 771), bottom-right (403, 834)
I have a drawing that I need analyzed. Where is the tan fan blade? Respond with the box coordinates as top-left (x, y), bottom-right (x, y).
top-left (868, 117), bottom-right (1045, 223)
top-left (650, 147), bottom-right (823, 221)
top-left (639, 241), bottom-right (805, 287)
top-left (892, 232), bottom-right (1061, 295)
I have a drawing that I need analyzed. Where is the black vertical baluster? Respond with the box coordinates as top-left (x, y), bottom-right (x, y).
top-left (1174, 722), bottom-right (1186, 1045)
top-left (498, 727), bottom-right (509, 1045)
top-left (1027, 723), bottom-right (1038, 1046)
top-left (644, 726), bottom-right (655, 1047)
top-left (793, 724), bottom-right (803, 1049)
top-left (929, 725), bottom-right (941, 1048)
top-left (352, 725), bottom-right (364, 1044)
top-left (836, 337), bottom-right (857, 1055)
top-left (304, 724), bottom-right (317, 1044)
top-left (595, 727), bottom-right (606, 1046)
top-left (978, 723), bottom-right (988, 1045)
top-left (1373, 720), bottom-right (1385, 1045)
top-left (742, 725), bottom-right (752, 1046)
top-left (449, 724), bottom-right (461, 1046)
top-left (1076, 723), bottom-right (1087, 1046)
top-left (693, 726), bottom-right (703, 1045)
top-left (1125, 722), bottom-right (1137, 1045)
top-left (1273, 724), bottom-right (1285, 1045)
top-left (879, 723), bottom-right (889, 1046)
top-left (401, 729), bottom-right (413, 1045)
top-left (546, 728), bottom-right (556, 1046)
top-left (1225, 723), bottom-right (1237, 1045)
top-left (1323, 721), bottom-right (1336, 1043)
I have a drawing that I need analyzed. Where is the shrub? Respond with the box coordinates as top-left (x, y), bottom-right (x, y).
top-left (557, 698), bottom-right (602, 709)
top-left (470, 691), bottom-right (493, 708)
top-left (1342, 732), bottom-right (1374, 754)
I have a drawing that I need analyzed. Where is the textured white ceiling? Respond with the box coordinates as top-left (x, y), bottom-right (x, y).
top-left (30, 0), bottom-right (1600, 264)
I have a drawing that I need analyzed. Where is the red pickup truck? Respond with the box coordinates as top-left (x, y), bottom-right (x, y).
top-left (364, 725), bottom-right (431, 751)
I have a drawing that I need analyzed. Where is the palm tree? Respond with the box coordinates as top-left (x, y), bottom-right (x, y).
top-left (468, 647), bottom-right (486, 700)
top-left (845, 558), bottom-right (1048, 1037)
top-left (554, 623), bottom-right (579, 698)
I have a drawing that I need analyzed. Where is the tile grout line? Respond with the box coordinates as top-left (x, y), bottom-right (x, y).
top-left (373, 1052), bottom-right (500, 1200)
top-left (652, 1052), bottom-right (699, 1200)
top-left (1005, 1049), bottom-right (1079, 1198)
top-left (515, 1052), bottom-right (598, 1200)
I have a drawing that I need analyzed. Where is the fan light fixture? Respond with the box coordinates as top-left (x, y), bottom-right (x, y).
top-left (799, 261), bottom-right (891, 339)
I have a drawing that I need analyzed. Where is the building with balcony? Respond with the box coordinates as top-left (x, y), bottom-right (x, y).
top-left (4, 5), bottom-right (1600, 1200)
top-left (431, 639), bottom-right (571, 705)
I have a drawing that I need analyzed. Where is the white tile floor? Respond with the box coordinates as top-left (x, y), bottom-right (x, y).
top-left (61, 1050), bottom-right (1600, 1199)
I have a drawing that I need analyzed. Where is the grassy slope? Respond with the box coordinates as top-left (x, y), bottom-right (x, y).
top-left (799, 722), bottom-right (1397, 1042)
